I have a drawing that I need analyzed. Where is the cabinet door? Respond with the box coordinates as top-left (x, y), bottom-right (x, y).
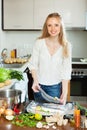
top-left (34, 0), bottom-right (54, 29)
top-left (54, 0), bottom-right (86, 28)
top-left (2, 0), bottom-right (34, 30)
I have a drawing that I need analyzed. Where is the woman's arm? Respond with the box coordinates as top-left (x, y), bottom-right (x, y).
top-left (31, 69), bottom-right (40, 92)
top-left (28, 40), bottom-right (41, 92)
top-left (60, 43), bottom-right (72, 104)
top-left (60, 80), bottom-right (69, 104)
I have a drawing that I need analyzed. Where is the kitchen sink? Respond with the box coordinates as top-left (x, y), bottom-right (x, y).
top-left (2, 63), bottom-right (24, 68)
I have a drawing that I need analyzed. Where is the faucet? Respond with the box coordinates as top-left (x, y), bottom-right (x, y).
top-left (0, 48), bottom-right (8, 67)
top-left (1, 48), bottom-right (8, 60)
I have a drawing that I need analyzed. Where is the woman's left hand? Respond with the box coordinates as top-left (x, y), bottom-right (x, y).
top-left (60, 94), bottom-right (67, 105)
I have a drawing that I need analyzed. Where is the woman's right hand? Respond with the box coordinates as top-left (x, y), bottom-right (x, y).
top-left (32, 81), bottom-right (40, 92)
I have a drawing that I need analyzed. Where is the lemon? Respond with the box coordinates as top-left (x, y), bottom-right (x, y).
top-left (35, 113), bottom-right (42, 120)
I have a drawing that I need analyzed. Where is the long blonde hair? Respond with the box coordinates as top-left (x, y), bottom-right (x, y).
top-left (39, 13), bottom-right (69, 58)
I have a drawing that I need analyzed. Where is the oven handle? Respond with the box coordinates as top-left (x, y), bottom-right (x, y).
top-left (71, 75), bottom-right (87, 79)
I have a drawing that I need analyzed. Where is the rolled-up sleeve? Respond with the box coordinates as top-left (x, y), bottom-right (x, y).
top-left (61, 43), bottom-right (72, 80)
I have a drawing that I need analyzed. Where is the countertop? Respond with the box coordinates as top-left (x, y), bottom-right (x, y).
top-left (2, 57), bottom-right (87, 72)
top-left (16, 61), bottom-right (29, 72)
top-left (0, 115), bottom-right (83, 130)
top-left (0, 114), bottom-right (86, 130)
top-left (0, 103), bottom-right (87, 130)
top-left (2, 61), bottom-right (30, 72)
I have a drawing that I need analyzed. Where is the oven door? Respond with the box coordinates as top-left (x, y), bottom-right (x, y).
top-left (70, 75), bottom-right (87, 103)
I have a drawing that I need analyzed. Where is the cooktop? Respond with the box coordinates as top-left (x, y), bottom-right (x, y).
top-left (72, 58), bottom-right (82, 62)
top-left (72, 58), bottom-right (87, 65)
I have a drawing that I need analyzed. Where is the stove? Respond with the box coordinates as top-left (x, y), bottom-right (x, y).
top-left (72, 58), bottom-right (87, 77)
top-left (70, 57), bottom-right (87, 104)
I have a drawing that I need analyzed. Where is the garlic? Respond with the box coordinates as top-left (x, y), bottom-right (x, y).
top-left (62, 119), bottom-right (68, 126)
top-left (47, 123), bottom-right (55, 126)
top-left (46, 116), bottom-right (57, 123)
top-left (43, 125), bottom-right (49, 129)
top-left (36, 122), bottom-right (43, 128)
top-left (84, 119), bottom-right (87, 128)
top-left (57, 120), bottom-right (63, 126)
top-left (52, 125), bottom-right (57, 129)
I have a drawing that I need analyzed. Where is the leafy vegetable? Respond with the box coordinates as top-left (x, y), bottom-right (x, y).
top-left (0, 67), bottom-right (23, 82)
top-left (0, 68), bottom-right (10, 82)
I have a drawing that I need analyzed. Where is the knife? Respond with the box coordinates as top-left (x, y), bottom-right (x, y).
top-left (39, 88), bottom-right (60, 104)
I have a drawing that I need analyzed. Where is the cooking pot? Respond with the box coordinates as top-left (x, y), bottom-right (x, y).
top-left (0, 89), bottom-right (22, 109)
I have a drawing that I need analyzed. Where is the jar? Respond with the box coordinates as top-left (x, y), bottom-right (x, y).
top-left (11, 49), bottom-right (17, 58)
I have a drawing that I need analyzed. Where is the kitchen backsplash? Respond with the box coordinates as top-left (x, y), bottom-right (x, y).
top-left (0, 30), bottom-right (87, 58)
top-left (0, 0), bottom-right (87, 58)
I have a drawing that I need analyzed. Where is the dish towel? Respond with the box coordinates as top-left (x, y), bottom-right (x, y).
top-left (12, 73), bottom-right (28, 103)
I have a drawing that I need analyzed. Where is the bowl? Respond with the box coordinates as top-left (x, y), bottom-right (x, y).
top-left (0, 89), bottom-right (22, 109)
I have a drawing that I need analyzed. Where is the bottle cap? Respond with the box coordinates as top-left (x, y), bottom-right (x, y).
top-left (80, 109), bottom-right (85, 115)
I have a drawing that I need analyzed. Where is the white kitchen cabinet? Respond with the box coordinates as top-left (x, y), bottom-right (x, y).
top-left (2, 0), bottom-right (86, 30)
top-left (3, 0), bottom-right (34, 30)
top-left (34, 0), bottom-right (86, 29)
top-left (34, 0), bottom-right (54, 29)
top-left (53, 0), bottom-right (86, 28)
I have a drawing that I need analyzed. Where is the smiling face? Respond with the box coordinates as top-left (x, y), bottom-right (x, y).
top-left (46, 17), bottom-right (61, 37)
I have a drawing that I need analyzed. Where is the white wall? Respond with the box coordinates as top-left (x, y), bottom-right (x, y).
top-left (67, 30), bottom-right (87, 58)
top-left (0, 0), bottom-right (87, 58)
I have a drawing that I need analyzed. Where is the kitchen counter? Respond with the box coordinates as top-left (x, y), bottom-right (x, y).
top-left (0, 102), bottom-right (87, 130)
top-left (1, 61), bottom-right (30, 72)
top-left (0, 116), bottom-right (83, 130)
top-left (16, 61), bottom-right (30, 72)
top-left (1, 56), bottom-right (31, 72)
top-left (72, 61), bottom-right (87, 65)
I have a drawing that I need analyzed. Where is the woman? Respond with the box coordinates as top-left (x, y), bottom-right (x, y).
top-left (29, 13), bottom-right (72, 104)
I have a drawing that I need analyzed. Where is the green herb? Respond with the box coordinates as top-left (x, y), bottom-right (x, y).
top-left (76, 102), bottom-right (87, 115)
top-left (9, 70), bottom-right (24, 81)
top-left (12, 113), bottom-right (46, 127)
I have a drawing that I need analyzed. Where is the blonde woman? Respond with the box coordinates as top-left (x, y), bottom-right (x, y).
top-left (29, 13), bottom-right (72, 104)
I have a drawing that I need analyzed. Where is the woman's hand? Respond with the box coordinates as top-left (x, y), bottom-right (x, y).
top-left (60, 80), bottom-right (69, 105)
top-left (32, 81), bottom-right (40, 92)
top-left (60, 94), bottom-right (67, 105)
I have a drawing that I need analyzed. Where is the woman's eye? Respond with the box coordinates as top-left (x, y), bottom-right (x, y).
top-left (55, 24), bottom-right (59, 27)
top-left (47, 24), bottom-right (59, 27)
top-left (47, 24), bottom-right (51, 27)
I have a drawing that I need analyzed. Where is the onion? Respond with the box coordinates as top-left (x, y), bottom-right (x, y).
top-left (0, 106), bottom-right (5, 115)
top-left (4, 109), bottom-right (14, 116)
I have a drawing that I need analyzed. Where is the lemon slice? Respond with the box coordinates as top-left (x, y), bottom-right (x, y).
top-left (6, 115), bottom-right (14, 120)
